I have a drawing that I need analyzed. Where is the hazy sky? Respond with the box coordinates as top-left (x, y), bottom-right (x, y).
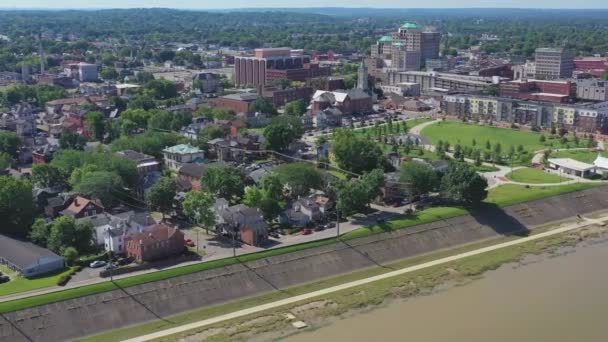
top-left (0, 0), bottom-right (607, 9)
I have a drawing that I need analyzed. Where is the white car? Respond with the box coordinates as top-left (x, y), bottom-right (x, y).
top-left (89, 260), bottom-right (107, 268)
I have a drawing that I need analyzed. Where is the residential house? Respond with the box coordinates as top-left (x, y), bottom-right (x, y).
top-left (0, 234), bottom-right (65, 278)
top-left (207, 137), bottom-right (261, 163)
top-left (60, 196), bottom-right (104, 219)
top-left (77, 211), bottom-right (155, 254)
top-left (309, 89), bottom-right (373, 115)
top-left (220, 204), bottom-right (269, 246)
top-left (115, 150), bottom-right (160, 175)
top-left (162, 144), bottom-right (205, 171)
top-left (177, 164), bottom-right (205, 191)
top-left (124, 224), bottom-right (185, 263)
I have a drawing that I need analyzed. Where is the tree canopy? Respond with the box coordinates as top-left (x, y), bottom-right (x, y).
top-left (273, 162), bottom-right (323, 197)
top-left (200, 166), bottom-right (245, 202)
top-left (441, 162), bottom-right (488, 205)
top-left (263, 115), bottom-right (304, 151)
top-left (0, 176), bottom-right (35, 238)
top-left (332, 129), bottom-right (384, 174)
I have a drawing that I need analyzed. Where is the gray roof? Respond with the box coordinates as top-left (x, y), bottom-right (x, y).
top-left (221, 93), bottom-right (258, 102)
top-left (0, 234), bottom-right (63, 270)
top-left (116, 149), bottom-right (155, 162)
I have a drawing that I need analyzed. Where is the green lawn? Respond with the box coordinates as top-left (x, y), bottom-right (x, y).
top-left (485, 183), bottom-right (602, 207)
top-left (0, 266), bottom-right (76, 297)
top-left (473, 165), bottom-right (500, 172)
top-left (1, 182), bottom-right (605, 315)
top-left (506, 168), bottom-right (569, 184)
top-left (327, 170), bottom-right (348, 181)
top-left (551, 149), bottom-right (607, 164)
top-left (422, 122), bottom-right (545, 152)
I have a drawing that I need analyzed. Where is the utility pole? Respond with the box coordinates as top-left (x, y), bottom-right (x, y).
top-left (336, 207), bottom-right (340, 238)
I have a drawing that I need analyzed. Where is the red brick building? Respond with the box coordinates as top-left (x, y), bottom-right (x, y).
top-left (209, 93), bottom-right (258, 113)
top-left (499, 79), bottom-right (576, 103)
top-left (262, 87), bottom-right (313, 107)
top-left (125, 224), bottom-right (185, 263)
top-left (310, 89), bottom-right (373, 115)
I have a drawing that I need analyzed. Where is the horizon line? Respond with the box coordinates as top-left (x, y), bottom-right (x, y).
top-left (1, 6), bottom-right (608, 10)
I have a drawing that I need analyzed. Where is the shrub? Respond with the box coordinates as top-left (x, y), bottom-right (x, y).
top-left (56, 274), bottom-right (71, 286)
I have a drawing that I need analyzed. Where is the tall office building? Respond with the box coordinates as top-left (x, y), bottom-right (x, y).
top-left (534, 48), bottom-right (575, 80)
top-left (234, 48), bottom-right (329, 88)
top-left (370, 22), bottom-right (440, 70)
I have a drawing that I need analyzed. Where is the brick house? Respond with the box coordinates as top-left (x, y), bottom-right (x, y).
top-left (125, 224), bottom-right (185, 263)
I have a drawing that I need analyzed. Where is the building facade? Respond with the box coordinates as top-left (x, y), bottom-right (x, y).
top-left (534, 48), bottom-right (575, 80)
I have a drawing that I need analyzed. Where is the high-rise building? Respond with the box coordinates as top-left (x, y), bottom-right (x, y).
top-left (77, 63), bottom-right (98, 82)
top-left (370, 22), bottom-right (440, 71)
top-left (234, 48), bottom-right (329, 88)
top-left (534, 48), bottom-right (575, 80)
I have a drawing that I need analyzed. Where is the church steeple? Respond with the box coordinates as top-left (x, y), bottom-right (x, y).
top-left (357, 61), bottom-right (368, 91)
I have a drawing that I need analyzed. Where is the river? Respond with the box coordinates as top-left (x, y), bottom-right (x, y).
top-left (285, 238), bottom-right (608, 342)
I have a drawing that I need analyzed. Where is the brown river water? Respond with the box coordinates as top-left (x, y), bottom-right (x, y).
top-left (285, 238), bottom-right (608, 342)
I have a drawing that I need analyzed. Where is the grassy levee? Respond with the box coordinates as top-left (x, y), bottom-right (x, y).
top-left (78, 215), bottom-right (599, 342)
top-left (0, 182), bottom-right (604, 315)
top-left (506, 167), bottom-right (569, 184)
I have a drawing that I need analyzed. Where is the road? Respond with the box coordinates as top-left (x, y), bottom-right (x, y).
top-left (123, 214), bottom-right (608, 342)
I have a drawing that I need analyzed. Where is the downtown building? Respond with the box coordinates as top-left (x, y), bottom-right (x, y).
top-left (234, 48), bottom-right (330, 88)
top-left (369, 22), bottom-right (441, 73)
top-left (441, 94), bottom-right (608, 134)
top-left (534, 48), bottom-right (575, 80)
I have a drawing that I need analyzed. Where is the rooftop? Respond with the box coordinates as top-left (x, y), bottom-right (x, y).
top-left (548, 158), bottom-right (596, 172)
top-left (163, 144), bottom-right (203, 155)
top-left (0, 234), bottom-right (63, 270)
top-left (401, 22), bottom-right (418, 29)
top-left (378, 36), bottom-right (393, 42)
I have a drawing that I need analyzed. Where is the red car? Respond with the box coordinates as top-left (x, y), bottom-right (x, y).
top-left (185, 239), bottom-right (195, 247)
top-left (300, 228), bottom-right (312, 235)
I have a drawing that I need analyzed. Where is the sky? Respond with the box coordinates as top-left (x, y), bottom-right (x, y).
top-left (0, 0), bottom-right (607, 9)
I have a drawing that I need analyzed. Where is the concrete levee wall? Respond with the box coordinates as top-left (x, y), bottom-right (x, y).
top-left (1, 186), bottom-right (607, 342)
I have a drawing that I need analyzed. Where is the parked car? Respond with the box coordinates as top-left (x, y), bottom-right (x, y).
top-left (0, 275), bottom-right (9, 284)
top-left (326, 222), bottom-right (336, 228)
top-left (269, 231), bottom-right (280, 239)
top-left (89, 260), bottom-right (107, 268)
top-left (185, 239), bottom-right (195, 247)
top-left (301, 228), bottom-right (313, 235)
top-left (314, 226), bottom-right (325, 232)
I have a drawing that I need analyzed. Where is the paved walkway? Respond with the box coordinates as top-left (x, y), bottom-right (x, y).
top-left (123, 214), bottom-right (608, 342)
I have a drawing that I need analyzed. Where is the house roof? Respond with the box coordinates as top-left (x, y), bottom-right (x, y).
top-left (0, 234), bottom-right (63, 270)
top-left (178, 163), bottom-right (206, 179)
top-left (116, 149), bottom-right (155, 163)
top-left (127, 224), bottom-right (182, 246)
top-left (163, 144), bottom-right (202, 155)
top-left (593, 154), bottom-right (608, 169)
top-left (62, 196), bottom-right (103, 216)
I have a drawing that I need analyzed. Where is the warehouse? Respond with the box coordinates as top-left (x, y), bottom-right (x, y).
top-left (0, 234), bottom-right (65, 278)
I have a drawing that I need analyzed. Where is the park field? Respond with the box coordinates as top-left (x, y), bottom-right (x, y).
top-left (421, 121), bottom-right (545, 153)
top-left (551, 149), bottom-right (607, 164)
top-left (506, 168), bottom-right (569, 184)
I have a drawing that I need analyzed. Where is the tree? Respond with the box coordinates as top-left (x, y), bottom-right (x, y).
top-left (59, 131), bottom-right (86, 150)
top-left (182, 191), bottom-right (216, 234)
top-left (337, 179), bottom-right (370, 216)
top-left (0, 152), bottom-right (11, 170)
top-left (263, 115), bottom-right (303, 151)
top-left (47, 216), bottom-right (77, 253)
top-left (146, 177), bottom-right (177, 218)
top-left (31, 164), bottom-right (65, 188)
top-left (147, 110), bottom-right (172, 130)
top-left (201, 166), bottom-right (245, 202)
top-left (539, 134), bottom-right (546, 143)
top-left (243, 186), bottom-right (264, 208)
top-left (29, 218), bottom-right (49, 246)
top-left (100, 67), bottom-right (119, 80)
top-left (62, 247), bottom-right (79, 266)
top-left (485, 140), bottom-right (491, 150)
top-left (441, 162), bottom-right (488, 205)
top-left (399, 162), bottom-right (439, 197)
top-left (360, 169), bottom-right (385, 206)
top-left (0, 131), bottom-right (20, 158)
top-left (0, 176), bottom-right (35, 238)
top-left (250, 97), bottom-right (277, 115)
top-left (145, 79), bottom-right (178, 99)
top-left (72, 170), bottom-right (124, 207)
top-left (273, 162), bottom-right (322, 197)
top-left (558, 127), bottom-right (568, 137)
top-left (136, 71), bottom-right (155, 84)
top-left (84, 111), bottom-right (105, 141)
top-left (332, 129), bottom-right (384, 174)
top-left (284, 99), bottom-right (307, 116)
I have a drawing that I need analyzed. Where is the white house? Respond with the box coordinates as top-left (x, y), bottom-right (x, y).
top-left (162, 144), bottom-right (205, 171)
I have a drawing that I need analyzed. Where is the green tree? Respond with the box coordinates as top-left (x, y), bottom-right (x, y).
top-left (182, 191), bottom-right (216, 234)
top-left (72, 170), bottom-right (124, 207)
top-left (273, 162), bottom-right (322, 197)
top-left (201, 166), bottom-right (245, 202)
top-left (332, 129), bottom-right (384, 174)
top-left (263, 115), bottom-right (304, 151)
top-left (145, 79), bottom-right (178, 99)
top-left (29, 218), bottom-right (49, 246)
top-left (84, 111), bottom-right (105, 141)
top-left (59, 131), bottom-right (86, 150)
top-left (47, 216), bottom-right (77, 253)
top-left (147, 110), bottom-right (172, 131)
top-left (0, 131), bottom-right (20, 158)
top-left (0, 176), bottom-right (35, 238)
top-left (441, 162), bottom-right (488, 205)
top-left (146, 177), bottom-right (177, 219)
top-left (243, 186), bottom-right (264, 208)
top-left (100, 67), bottom-right (119, 80)
top-left (31, 164), bottom-right (65, 188)
top-left (250, 97), bottom-right (277, 115)
top-left (539, 134), bottom-right (546, 143)
top-left (399, 162), bottom-right (439, 197)
top-left (62, 247), bottom-right (79, 266)
top-left (284, 99), bottom-right (307, 116)
top-left (0, 152), bottom-right (11, 170)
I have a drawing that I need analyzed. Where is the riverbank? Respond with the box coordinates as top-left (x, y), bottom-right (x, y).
top-left (80, 213), bottom-right (608, 342)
